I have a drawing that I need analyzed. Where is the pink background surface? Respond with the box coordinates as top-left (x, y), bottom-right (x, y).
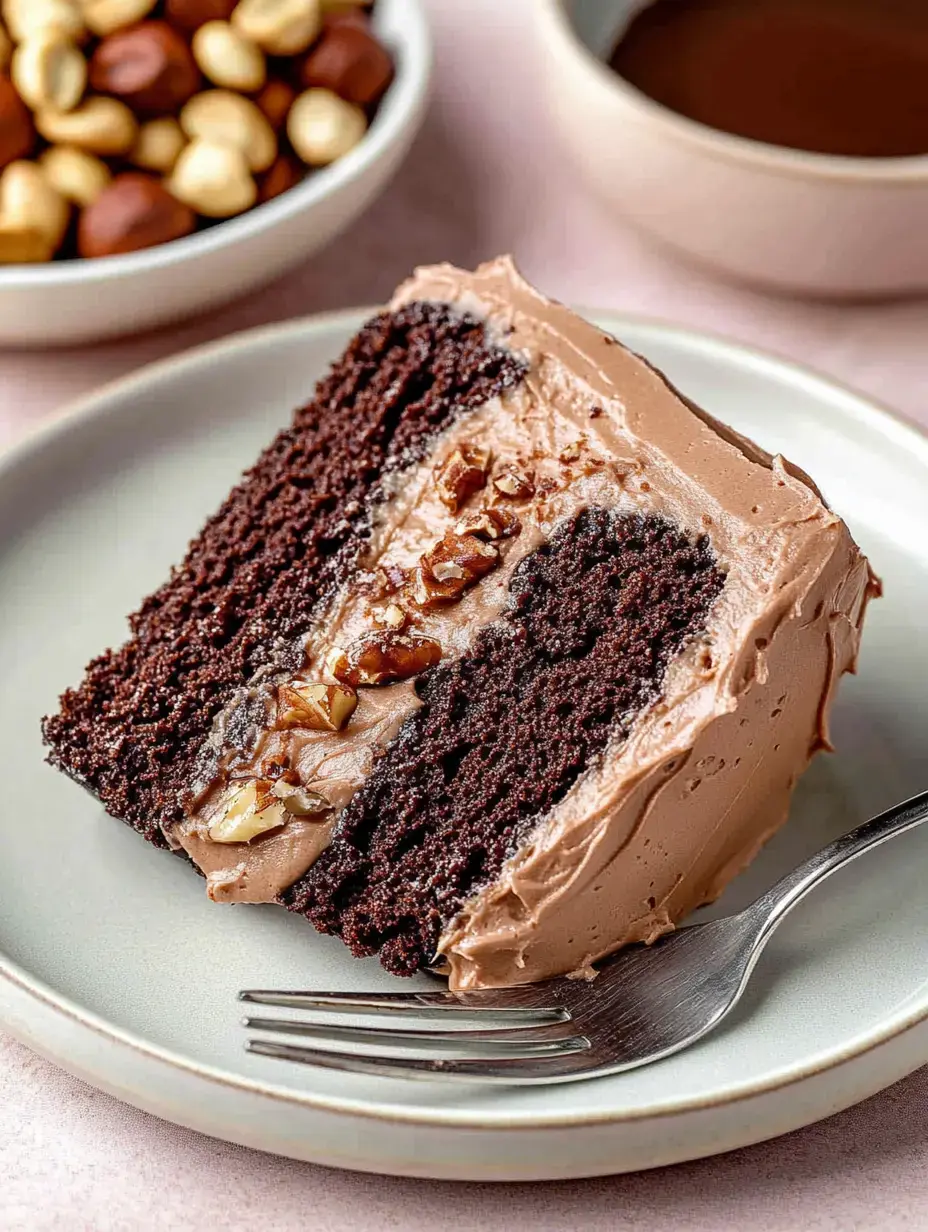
top-left (2, 2), bottom-right (927, 1226)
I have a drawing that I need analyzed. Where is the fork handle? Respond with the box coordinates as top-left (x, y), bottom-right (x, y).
top-left (748, 789), bottom-right (928, 946)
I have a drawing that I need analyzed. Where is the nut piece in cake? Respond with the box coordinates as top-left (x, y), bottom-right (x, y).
top-left (208, 778), bottom-right (286, 843)
top-left (276, 681), bottom-right (357, 731)
top-left (434, 442), bottom-right (491, 512)
top-left (329, 631), bottom-right (442, 686)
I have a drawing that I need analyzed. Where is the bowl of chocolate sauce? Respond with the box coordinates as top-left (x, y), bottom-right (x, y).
top-left (537, 0), bottom-right (928, 295)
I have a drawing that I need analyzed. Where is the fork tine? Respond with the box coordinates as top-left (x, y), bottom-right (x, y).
top-left (246, 1039), bottom-right (598, 1084)
top-left (243, 1016), bottom-right (584, 1052)
top-left (238, 989), bottom-right (569, 1024)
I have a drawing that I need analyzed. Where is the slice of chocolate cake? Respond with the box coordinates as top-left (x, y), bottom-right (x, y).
top-left (42, 258), bottom-right (878, 990)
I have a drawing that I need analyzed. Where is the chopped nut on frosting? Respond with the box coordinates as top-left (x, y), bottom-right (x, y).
top-left (276, 681), bottom-right (358, 732)
top-left (492, 462), bottom-right (535, 500)
top-left (271, 778), bottom-right (332, 818)
top-left (434, 442), bottom-right (491, 512)
top-left (330, 630), bottom-right (442, 686)
top-left (411, 530), bottom-right (499, 608)
top-left (372, 602), bottom-right (407, 629)
top-left (455, 506), bottom-right (521, 541)
top-left (208, 779), bottom-right (287, 843)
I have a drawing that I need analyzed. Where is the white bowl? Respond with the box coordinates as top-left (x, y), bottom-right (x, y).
top-left (537, 0), bottom-right (928, 297)
top-left (0, 0), bottom-right (431, 347)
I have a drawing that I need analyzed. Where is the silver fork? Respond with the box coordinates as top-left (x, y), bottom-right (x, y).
top-left (241, 790), bottom-right (928, 1085)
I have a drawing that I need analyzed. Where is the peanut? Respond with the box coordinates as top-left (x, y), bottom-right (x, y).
top-left (39, 143), bottom-right (111, 206)
top-left (80, 0), bottom-right (158, 37)
top-left (12, 32), bottom-right (87, 112)
top-left (192, 20), bottom-right (265, 93)
top-left (168, 135), bottom-right (256, 217)
top-left (0, 159), bottom-right (69, 252)
top-left (180, 89), bottom-right (275, 172)
top-left (232, 0), bottom-right (322, 57)
top-left (287, 86), bottom-right (365, 166)
top-left (36, 95), bottom-right (138, 154)
top-left (3, 0), bottom-right (85, 44)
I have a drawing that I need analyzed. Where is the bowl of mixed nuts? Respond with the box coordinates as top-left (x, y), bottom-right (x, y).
top-left (0, 0), bottom-right (430, 344)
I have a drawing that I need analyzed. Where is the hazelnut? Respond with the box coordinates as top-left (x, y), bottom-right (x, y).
top-left (3, 0), bottom-right (85, 44)
top-left (164, 0), bottom-right (237, 33)
top-left (270, 779), bottom-right (331, 817)
top-left (77, 171), bottom-right (195, 256)
top-left (300, 20), bottom-right (392, 106)
top-left (208, 779), bottom-right (287, 843)
top-left (0, 74), bottom-right (36, 169)
top-left (232, 0), bottom-right (322, 57)
top-left (89, 21), bottom-right (201, 115)
top-left (0, 23), bottom-right (12, 73)
top-left (39, 144), bottom-right (111, 206)
top-left (36, 94), bottom-right (138, 154)
top-left (192, 19), bottom-right (266, 93)
top-left (12, 32), bottom-right (87, 113)
top-left (81, 0), bottom-right (158, 37)
top-left (0, 217), bottom-right (51, 262)
top-left (168, 135), bottom-right (256, 216)
top-left (276, 681), bottom-right (357, 731)
top-left (180, 89), bottom-right (276, 172)
top-left (0, 159), bottom-right (69, 251)
top-left (287, 86), bottom-right (365, 166)
top-left (411, 531), bottom-right (498, 608)
top-left (329, 631), bottom-right (441, 687)
top-left (255, 77), bottom-right (295, 130)
top-left (455, 506), bottom-right (521, 541)
top-left (129, 115), bottom-right (186, 173)
top-left (492, 463), bottom-right (535, 501)
top-left (434, 442), bottom-right (491, 513)
top-left (257, 152), bottom-right (300, 202)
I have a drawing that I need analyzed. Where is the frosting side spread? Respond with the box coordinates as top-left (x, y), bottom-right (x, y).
top-left (387, 258), bottom-right (876, 989)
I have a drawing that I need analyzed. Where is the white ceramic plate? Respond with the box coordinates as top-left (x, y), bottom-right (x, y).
top-left (1, 311), bottom-right (926, 1181)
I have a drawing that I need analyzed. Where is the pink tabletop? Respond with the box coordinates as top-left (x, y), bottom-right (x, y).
top-left (2, 2), bottom-right (927, 1225)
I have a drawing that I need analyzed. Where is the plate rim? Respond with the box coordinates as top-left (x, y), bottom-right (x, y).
top-left (2, 306), bottom-right (927, 1134)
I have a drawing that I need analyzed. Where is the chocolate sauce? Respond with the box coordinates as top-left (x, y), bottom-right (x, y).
top-left (609, 0), bottom-right (928, 158)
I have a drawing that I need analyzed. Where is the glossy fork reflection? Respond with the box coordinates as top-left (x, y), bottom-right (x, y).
top-left (241, 790), bottom-right (928, 1085)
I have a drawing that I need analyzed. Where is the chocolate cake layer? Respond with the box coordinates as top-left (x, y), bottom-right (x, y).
top-left (42, 303), bottom-right (527, 843)
top-left (284, 508), bottom-right (725, 976)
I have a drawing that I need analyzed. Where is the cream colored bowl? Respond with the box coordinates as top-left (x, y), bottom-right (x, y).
top-left (537, 0), bottom-right (928, 297)
top-left (0, 0), bottom-right (431, 347)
